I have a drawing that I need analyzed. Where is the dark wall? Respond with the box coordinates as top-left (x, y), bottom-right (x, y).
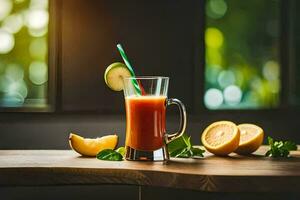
top-left (60, 0), bottom-right (199, 112)
top-left (1, 111), bottom-right (299, 150)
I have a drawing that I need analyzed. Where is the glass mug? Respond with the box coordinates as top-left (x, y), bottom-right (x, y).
top-left (123, 76), bottom-right (187, 161)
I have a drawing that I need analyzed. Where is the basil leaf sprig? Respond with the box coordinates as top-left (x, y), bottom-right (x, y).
top-left (168, 134), bottom-right (205, 158)
top-left (97, 147), bottom-right (125, 161)
top-left (265, 136), bottom-right (297, 158)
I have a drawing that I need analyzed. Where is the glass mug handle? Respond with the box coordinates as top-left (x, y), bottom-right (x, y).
top-left (165, 98), bottom-right (187, 144)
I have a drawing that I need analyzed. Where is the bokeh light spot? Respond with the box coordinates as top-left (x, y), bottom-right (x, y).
top-left (30, 0), bottom-right (48, 9)
top-left (217, 70), bottom-right (235, 88)
top-left (5, 63), bottom-right (24, 81)
top-left (29, 61), bottom-right (48, 85)
top-left (0, 0), bottom-right (13, 21)
top-left (2, 14), bottom-right (24, 34)
top-left (205, 27), bottom-right (224, 49)
top-left (206, 0), bottom-right (227, 19)
top-left (0, 29), bottom-right (15, 54)
top-left (8, 80), bottom-right (28, 99)
top-left (25, 9), bottom-right (49, 30)
top-left (263, 60), bottom-right (279, 81)
top-left (223, 85), bottom-right (242, 105)
top-left (29, 38), bottom-right (47, 59)
top-left (204, 88), bottom-right (223, 109)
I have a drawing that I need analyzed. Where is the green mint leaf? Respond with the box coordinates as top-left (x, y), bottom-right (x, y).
top-left (275, 141), bottom-right (283, 148)
top-left (284, 141), bottom-right (297, 151)
top-left (168, 134), bottom-right (190, 153)
top-left (178, 149), bottom-right (193, 158)
top-left (116, 147), bottom-right (126, 157)
top-left (168, 134), bottom-right (205, 158)
top-left (281, 148), bottom-right (289, 157)
top-left (97, 149), bottom-right (123, 161)
top-left (169, 148), bottom-right (188, 157)
top-left (273, 146), bottom-right (282, 157)
top-left (265, 137), bottom-right (297, 158)
top-left (267, 136), bottom-right (274, 146)
top-left (183, 136), bottom-right (192, 149)
top-left (191, 146), bottom-right (205, 157)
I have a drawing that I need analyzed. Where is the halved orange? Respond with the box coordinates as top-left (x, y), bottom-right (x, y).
top-left (201, 121), bottom-right (240, 156)
top-left (234, 124), bottom-right (264, 155)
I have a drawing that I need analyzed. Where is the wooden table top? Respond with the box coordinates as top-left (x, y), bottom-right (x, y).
top-left (0, 146), bottom-right (299, 192)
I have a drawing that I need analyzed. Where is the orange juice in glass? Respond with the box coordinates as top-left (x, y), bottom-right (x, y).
top-left (123, 77), bottom-right (186, 161)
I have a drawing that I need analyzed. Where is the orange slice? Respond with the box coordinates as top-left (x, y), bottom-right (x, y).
top-left (201, 121), bottom-right (240, 156)
top-left (234, 124), bottom-right (264, 155)
top-left (69, 133), bottom-right (118, 156)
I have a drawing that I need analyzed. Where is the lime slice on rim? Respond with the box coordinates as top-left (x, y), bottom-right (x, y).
top-left (104, 62), bottom-right (131, 91)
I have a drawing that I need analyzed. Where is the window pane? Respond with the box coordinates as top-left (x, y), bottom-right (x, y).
top-left (204, 0), bottom-right (280, 109)
top-left (0, 0), bottom-right (48, 108)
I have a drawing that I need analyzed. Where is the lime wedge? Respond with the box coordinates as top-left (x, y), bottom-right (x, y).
top-left (104, 62), bottom-right (131, 91)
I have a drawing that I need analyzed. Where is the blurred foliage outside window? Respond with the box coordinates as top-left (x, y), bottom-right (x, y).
top-left (0, 0), bottom-right (48, 108)
top-left (204, 0), bottom-right (280, 109)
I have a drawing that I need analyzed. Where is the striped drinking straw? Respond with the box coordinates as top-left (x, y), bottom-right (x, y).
top-left (117, 44), bottom-right (141, 95)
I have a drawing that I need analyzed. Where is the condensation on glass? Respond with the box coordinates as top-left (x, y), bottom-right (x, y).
top-left (0, 0), bottom-right (48, 108)
top-left (204, 0), bottom-right (280, 109)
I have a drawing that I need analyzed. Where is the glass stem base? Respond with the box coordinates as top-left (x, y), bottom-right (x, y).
top-left (125, 146), bottom-right (169, 162)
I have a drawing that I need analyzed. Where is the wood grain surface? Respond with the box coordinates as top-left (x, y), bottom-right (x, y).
top-left (0, 146), bottom-right (299, 192)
